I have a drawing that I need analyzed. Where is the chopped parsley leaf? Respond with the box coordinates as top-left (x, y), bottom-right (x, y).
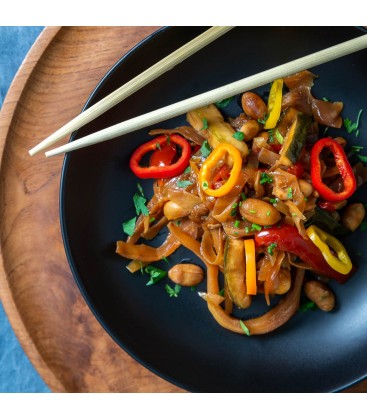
top-left (215, 97), bottom-right (234, 108)
top-left (145, 265), bottom-right (167, 286)
top-left (200, 118), bottom-right (209, 131)
top-left (184, 166), bottom-right (191, 174)
top-left (287, 187), bottom-right (293, 199)
top-left (356, 154), bottom-right (367, 163)
top-left (202, 181), bottom-right (209, 190)
top-left (165, 284), bottom-right (181, 298)
top-left (260, 172), bottom-right (273, 185)
top-left (299, 300), bottom-right (317, 313)
top-left (234, 220), bottom-right (240, 228)
top-left (344, 109), bottom-right (363, 135)
top-left (258, 114), bottom-right (269, 125)
top-left (200, 140), bottom-right (211, 157)
top-left (133, 193), bottom-right (149, 216)
top-left (122, 217), bottom-right (136, 237)
top-left (177, 180), bottom-right (193, 188)
top-left (233, 131), bottom-right (245, 141)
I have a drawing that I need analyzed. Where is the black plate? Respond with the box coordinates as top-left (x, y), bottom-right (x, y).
top-left (60, 27), bottom-right (367, 392)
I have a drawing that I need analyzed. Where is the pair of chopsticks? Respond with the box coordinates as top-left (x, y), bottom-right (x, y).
top-left (29, 30), bottom-right (367, 158)
top-left (29, 26), bottom-right (234, 156)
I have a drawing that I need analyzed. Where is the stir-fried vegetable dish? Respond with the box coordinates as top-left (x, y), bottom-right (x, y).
top-left (116, 70), bottom-right (366, 335)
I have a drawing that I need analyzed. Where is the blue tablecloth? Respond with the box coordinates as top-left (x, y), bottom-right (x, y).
top-left (0, 26), bottom-right (50, 393)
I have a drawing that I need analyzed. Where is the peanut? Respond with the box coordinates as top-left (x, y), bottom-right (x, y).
top-left (241, 92), bottom-right (267, 121)
top-left (168, 264), bottom-right (204, 287)
top-left (298, 179), bottom-right (313, 198)
top-left (240, 119), bottom-right (261, 141)
top-left (341, 203), bottom-right (366, 232)
top-left (304, 280), bottom-right (335, 312)
top-left (240, 198), bottom-right (281, 226)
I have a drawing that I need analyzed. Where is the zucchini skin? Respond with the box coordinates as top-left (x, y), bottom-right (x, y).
top-left (224, 237), bottom-right (251, 309)
top-left (281, 112), bottom-right (311, 164)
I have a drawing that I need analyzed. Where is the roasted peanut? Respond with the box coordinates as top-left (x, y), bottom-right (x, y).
top-left (168, 264), bottom-right (204, 287)
top-left (241, 92), bottom-right (267, 121)
top-left (304, 280), bottom-right (335, 312)
top-left (240, 120), bottom-right (261, 141)
top-left (298, 179), bottom-right (313, 198)
top-left (258, 268), bottom-right (291, 295)
top-left (272, 268), bottom-right (292, 295)
top-left (341, 203), bottom-right (366, 232)
top-left (240, 198), bottom-right (281, 226)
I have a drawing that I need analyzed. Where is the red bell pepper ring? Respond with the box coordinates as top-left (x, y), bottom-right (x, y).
top-left (310, 138), bottom-right (356, 202)
top-left (254, 224), bottom-right (355, 284)
top-left (129, 134), bottom-right (191, 179)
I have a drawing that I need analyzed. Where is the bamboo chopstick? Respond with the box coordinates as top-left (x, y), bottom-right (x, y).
top-left (28, 26), bottom-right (233, 156)
top-left (45, 33), bottom-right (367, 158)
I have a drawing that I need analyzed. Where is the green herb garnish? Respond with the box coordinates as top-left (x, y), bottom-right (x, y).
top-left (145, 266), bottom-right (167, 286)
top-left (165, 284), bottom-right (181, 298)
top-left (275, 129), bottom-right (284, 144)
top-left (239, 320), bottom-right (251, 336)
top-left (251, 223), bottom-right (262, 231)
top-left (267, 243), bottom-right (277, 256)
top-left (215, 97), bottom-right (233, 108)
top-left (200, 140), bottom-right (211, 157)
top-left (122, 217), bottom-right (136, 237)
top-left (287, 187), bottom-right (293, 199)
top-left (344, 109), bottom-right (363, 136)
top-left (258, 114), bottom-right (269, 125)
top-left (260, 172), bottom-right (273, 185)
top-left (233, 131), bottom-right (245, 141)
top-left (133, 193), bottom-right (149, 216)
top-left (200, 118), bottom-right (209, 131)
top-left (137, 183), bottom-right (145, 196)
top-left (177, 180), bottom-right (193, 188)
top-left (299, 300), bottom-right (317, 313)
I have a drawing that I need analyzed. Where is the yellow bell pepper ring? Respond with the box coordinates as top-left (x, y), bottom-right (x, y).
top-left (264, 78), bottom-right (283, 130)
top-left (306, 225), bottom-right (352, 275)
top-left (199, 143), bottom-right (242, 198)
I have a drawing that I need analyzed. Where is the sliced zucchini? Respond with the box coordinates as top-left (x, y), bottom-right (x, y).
top-left (305, 207), bottom-right (350, 237)
top-left (224, 237), bottom-right (252, 309)
top-left (279, 112), bottom-right (311, 164)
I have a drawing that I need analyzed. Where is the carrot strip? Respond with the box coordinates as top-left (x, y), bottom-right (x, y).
top-left (244, 239), bottom-right (257, 295)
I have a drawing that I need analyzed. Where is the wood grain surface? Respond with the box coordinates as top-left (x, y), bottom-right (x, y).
top-left (0, 26), bottom-right (183, 393)
top-left (0, 26), bottom-right (365, 393)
